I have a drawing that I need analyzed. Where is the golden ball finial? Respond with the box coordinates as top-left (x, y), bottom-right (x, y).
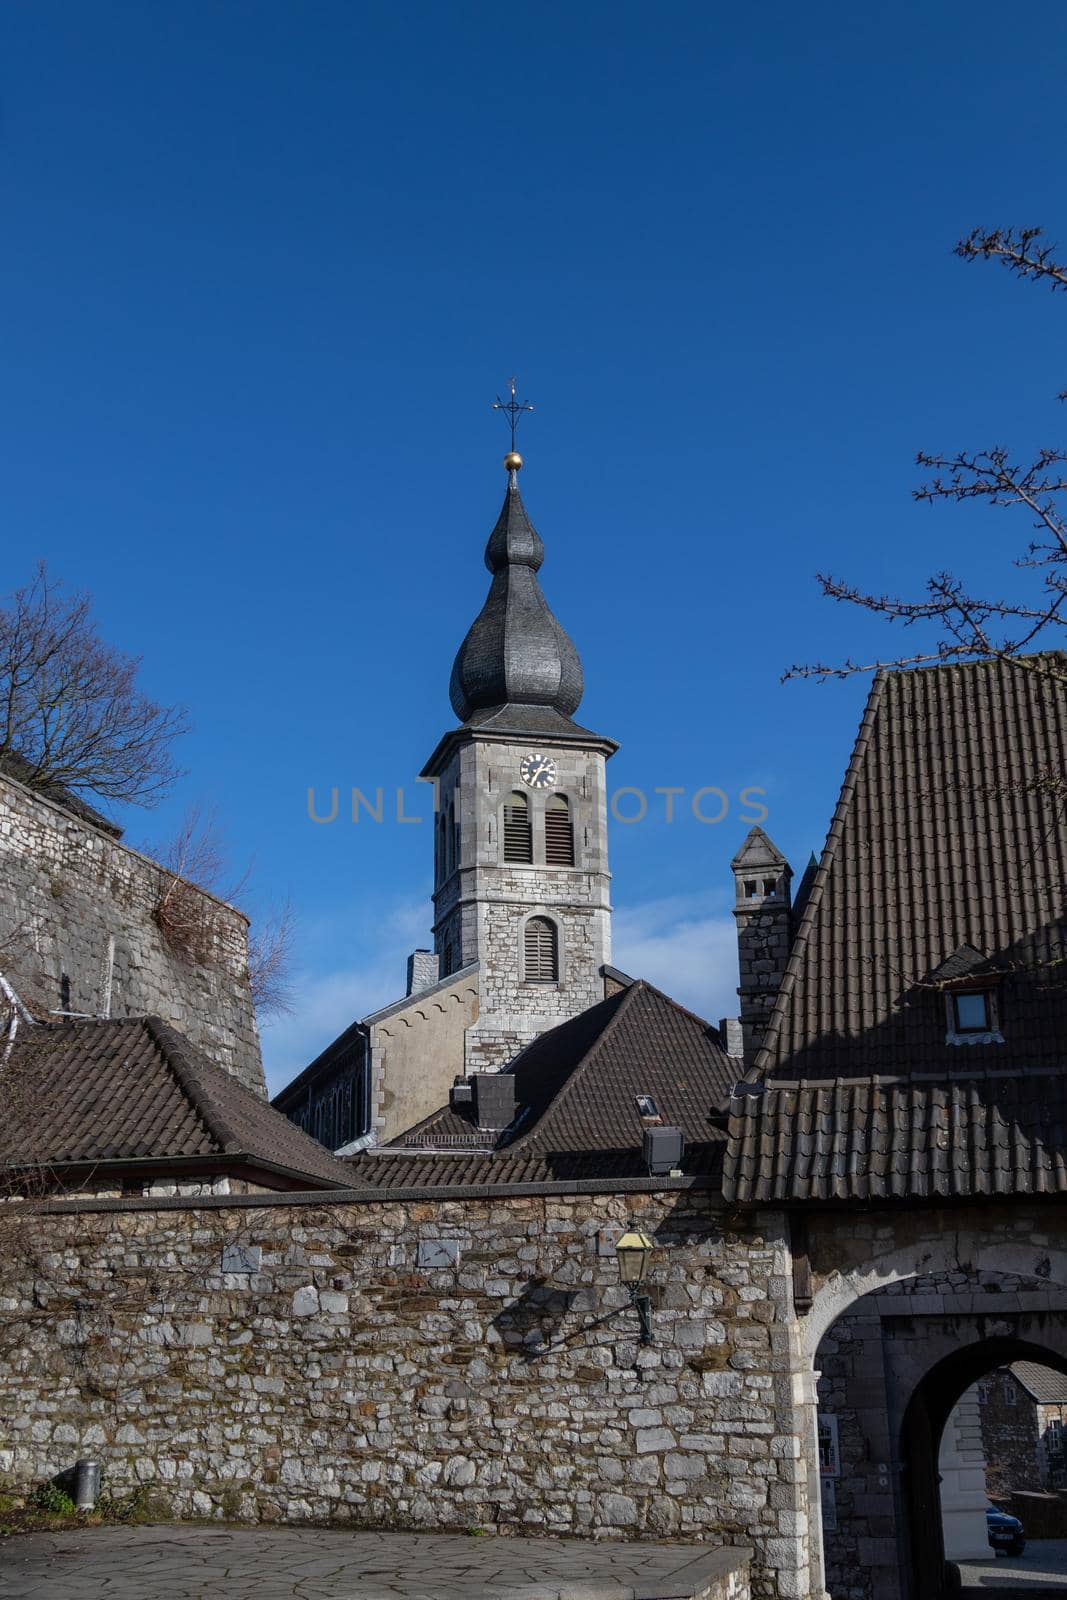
top-left (504, 450), bottom-right (523, 472)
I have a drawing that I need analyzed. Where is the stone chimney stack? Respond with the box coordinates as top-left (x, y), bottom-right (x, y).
top-left (406, 949), bottom-right (439, 997)
top-left (731, 827), bottom-right (794, 1067)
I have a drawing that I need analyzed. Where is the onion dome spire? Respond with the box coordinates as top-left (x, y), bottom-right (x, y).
top-left (449, 451), bottom-right (584, 724)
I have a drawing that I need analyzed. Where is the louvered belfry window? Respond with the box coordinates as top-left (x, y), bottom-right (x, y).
top-left (524, 916), bottom-right (559, 983)
top-left (544, 794), bottom-right (574, 866)
top-left (503, 791), bottom-right (533, 863)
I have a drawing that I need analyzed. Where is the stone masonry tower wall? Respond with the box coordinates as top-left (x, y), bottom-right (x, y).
top-left (429, 732), bottom-right (612, 1071)
top-left (0, 769), bottom-right (265, 1094)
top-left (731, 826), bottom-right (793, 1069)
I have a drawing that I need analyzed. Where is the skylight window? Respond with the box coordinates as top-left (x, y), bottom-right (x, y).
top-left (953, 992), bottom-right (991, 1032)
top-left (634, 1095), bottom-right (659, 1118)
top-left (944, 987), bottom-right (1002, 1044)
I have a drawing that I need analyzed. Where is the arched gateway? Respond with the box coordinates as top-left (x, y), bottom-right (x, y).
top-left (808, 1250), bottom-right (1067, 1600)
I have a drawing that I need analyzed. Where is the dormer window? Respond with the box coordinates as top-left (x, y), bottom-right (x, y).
top-left (744, 880), bottom-right (758, 899)
top-left (763, 878), bottom-right (777, 897)
top-left (944, 986), bottom-right (1002, 1045)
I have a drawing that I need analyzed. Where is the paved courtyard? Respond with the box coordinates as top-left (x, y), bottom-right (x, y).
top-left (0, 1525), bottom-right (748, 1600)
top-left (959, 1537), bottom-right (1067, 1591)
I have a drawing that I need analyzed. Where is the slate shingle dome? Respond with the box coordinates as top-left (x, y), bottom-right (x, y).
top-left (449, 472), bottom-right (584, 722)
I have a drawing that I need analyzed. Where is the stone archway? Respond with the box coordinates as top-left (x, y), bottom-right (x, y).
top-left (901, 1334), bottom-right (1067, 1600)
top-left (811, 1265), bottom-right (1067, 1600)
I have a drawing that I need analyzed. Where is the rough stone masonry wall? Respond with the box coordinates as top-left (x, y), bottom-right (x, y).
top-left (0, 1189), bottom-right (809, 1600)
top-left (431, 736), bottom-right (613, 1074)
top-left (980, 1368), bottom-right (1043, 1497)
top-left (0, 769), bottom-right (263, 1093)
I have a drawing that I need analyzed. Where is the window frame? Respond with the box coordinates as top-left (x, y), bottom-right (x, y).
top-left (944, 984), bottom-right (1002, 1044)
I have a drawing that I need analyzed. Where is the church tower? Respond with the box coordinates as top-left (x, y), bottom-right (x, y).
top-left (420, 441), bottom-right (617, 1072)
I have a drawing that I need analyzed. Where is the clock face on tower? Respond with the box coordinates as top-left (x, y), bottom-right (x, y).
top-left (520, 753), bottom-right (558, 790)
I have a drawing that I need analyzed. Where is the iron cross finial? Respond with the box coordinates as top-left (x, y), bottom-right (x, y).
top-left (492, 377), bottom-right (535, 452)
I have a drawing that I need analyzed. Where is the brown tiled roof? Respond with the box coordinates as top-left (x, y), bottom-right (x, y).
top-left (1, 1017), bottom-right (353, 1188)
top-left (350, 980), bottom-right (734, 1190)
top-left (724, 1070), bottom-right (1067, 1204)
top-left (755, 656), bottom-right (1067, 1080)
top-left (1012, 1361), bottom-right (1067, 1405)
top-left (349, 1145), bottom-right (727, 1191)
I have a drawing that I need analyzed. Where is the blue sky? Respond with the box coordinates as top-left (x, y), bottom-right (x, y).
top-left (4, 2), bottom-right (1067, 1089)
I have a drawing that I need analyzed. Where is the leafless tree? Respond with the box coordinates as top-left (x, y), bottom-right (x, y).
top-left (786, 228), bottom-right (1067, 683)
top-left (0, 562), bottom-right (188, 805)
top-left (151, 807), bottom-right (296, 1018)
top-left (152, 805), bottom-right (237, 962)
top-left (248, 901), bottom-right (296, 1018)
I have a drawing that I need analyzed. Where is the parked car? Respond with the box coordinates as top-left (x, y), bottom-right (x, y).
top-left (987, 1505), bottom-right (1026, 1557)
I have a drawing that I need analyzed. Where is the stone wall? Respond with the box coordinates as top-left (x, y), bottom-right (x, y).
top-left (0, 768), bottom-right (263, 1093)
top-left (0, 1187), bottom-right (809, 1599)
top-left (729, 832), bottom-right (792, 1068)
top-left (980, 1368), bottom-right (1042, 1496)
top-left (938, 1392), bottom-right (989, 1561)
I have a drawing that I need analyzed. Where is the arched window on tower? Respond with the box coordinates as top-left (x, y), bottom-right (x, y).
top-left (524, 916), bottom-right (559, 983)
top-left (544, 793), bottom-right (574, 866)
top-left (445, 799), bottom-right (455, 875)
top-left (503, 791), bottom-right (533, 863)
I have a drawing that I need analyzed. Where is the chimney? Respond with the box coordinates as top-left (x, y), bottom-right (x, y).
top-left (643, 1125), bottom-right (684, 1176)
top-left (718, 1017), bottom-right (744, 1059)
top-left (471, 1072), bottom-right (516, 1132)
top-left (406, 949), bottom-right (439, 997)
top-left (731, 827), bottom-right (793, 1067)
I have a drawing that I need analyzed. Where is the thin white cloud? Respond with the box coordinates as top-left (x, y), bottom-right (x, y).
top-left (612, 891), bottom-right (738, 1023)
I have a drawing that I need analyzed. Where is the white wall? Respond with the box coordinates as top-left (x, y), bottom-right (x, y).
top-left (939, 1389), bottom-right (990, 1561)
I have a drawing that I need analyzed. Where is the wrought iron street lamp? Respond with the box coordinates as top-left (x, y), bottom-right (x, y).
top-left (615, 1229), bottom-right (654, 1344)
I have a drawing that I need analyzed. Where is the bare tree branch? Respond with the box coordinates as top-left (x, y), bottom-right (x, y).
top-left (248, 900), bottom-right (297, 1018)
top-left (148, 809), bottom-right (297, 1020)
top-left (956, 226), bottom-right (1067, 292)
top-left (786, 226), bottom-right (1067, 684)
top-left (0, 563), bottom-right (188, 808)
top-left (150, 807), bottom-right (246, 964)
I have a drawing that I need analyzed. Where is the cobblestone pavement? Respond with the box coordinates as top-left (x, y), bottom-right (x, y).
top-left (0, 1525), bottom-right (748, 1600)
top-left (959, 1536), bottom-right (1067, 1590)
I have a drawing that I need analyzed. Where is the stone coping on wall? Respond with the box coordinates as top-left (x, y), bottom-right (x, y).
top-left (8, 1171), bottom-right (722, 1215)
top-left (362, 959), bottom-right (480, 1025)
